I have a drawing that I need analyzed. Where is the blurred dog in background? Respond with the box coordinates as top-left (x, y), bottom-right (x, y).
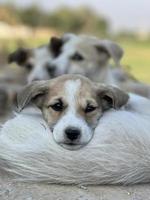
top-left (8, 43), bottom-right (55, 83)
top-left (8, 33), bottom-right (143, 90)
top-left (8, 34), bottom-right (129, 84)
top-left (50, 34), bottom-right (125, 82)
top-left (0, 41), bottom-right (56, 115)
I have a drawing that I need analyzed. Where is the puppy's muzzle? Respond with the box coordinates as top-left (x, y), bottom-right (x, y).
top-left (65, 127), bottom-right (81, 142)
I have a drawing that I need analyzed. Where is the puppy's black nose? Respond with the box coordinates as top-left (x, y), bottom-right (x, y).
top-left (65, 127), bottom-right (81, 141)
top-left (46, 64), bottom-right (56, 77)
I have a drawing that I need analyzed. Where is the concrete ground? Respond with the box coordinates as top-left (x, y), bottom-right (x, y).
top-left (1, 113), bottom-right (150, 200)
top-left (1, 173), bottom-right (150, 200)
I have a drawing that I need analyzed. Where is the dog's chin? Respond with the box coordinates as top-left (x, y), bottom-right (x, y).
top-left (56, 142), bottom-right (86, 151)
top-left (59, 143), bottom-right (85, 150)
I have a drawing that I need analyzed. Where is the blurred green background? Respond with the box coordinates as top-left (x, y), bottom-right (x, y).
top-left (0, 1), bottom-right (150, 83)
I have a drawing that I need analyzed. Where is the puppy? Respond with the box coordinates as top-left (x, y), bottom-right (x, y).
top-left (49, 34), bottom-right (124, 82)
top-left (8, 42), bottom-right (58, 83)
top-left (17, 74), bottom-right (129, 150)
top-left (8, 34), bottom-right (125, 84)
top-left (1, 84), bottom-right (150, 184)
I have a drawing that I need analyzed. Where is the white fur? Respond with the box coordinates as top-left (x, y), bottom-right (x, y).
top-left (1, 94), bottom-right (150, 184)
top-left (51, 37), bottom-right (96, 77)
top-left (27, 47), bottom-right (52, 83)
top-left (50, 34), bottom-right (122, 82)
top-left (53, 80), bottom-right (93, 150)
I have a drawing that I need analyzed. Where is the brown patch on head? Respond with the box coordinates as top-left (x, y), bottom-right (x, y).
top-left (65, 39), bottom-right (111, 73)
top-left (74, 41), bottom-right (102, 63)
top-left (41, 78), bottom-right (69, 126)
top-left (67, 78), bottom-right (101, 127)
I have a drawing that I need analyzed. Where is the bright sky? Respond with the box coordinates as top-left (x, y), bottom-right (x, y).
top-left (0, 0), bottom-right (150, 32)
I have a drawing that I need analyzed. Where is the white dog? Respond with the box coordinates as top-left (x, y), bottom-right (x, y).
top-left (0, 75), bottom-right (150, 185)
top-left (8, 43), bottom-right (56, 83)
top-left (8, 34), bottom-right (125, 84)
top-left (50, 34), bottom-right (124, 82)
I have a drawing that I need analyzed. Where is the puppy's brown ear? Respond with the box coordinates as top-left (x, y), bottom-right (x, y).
top-left (95, 84), bottom-right (129, 111)
top-left (95, 40), bottom-right (124, 65)
top-left (17, 81), bottom-right (50, 111)
top-left (8, 48), bottom-right (29, 65)
top-left (49, 37), bottom-right (64, 57)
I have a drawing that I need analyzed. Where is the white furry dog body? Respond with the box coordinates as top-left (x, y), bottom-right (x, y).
top-left (1, 93), bottom-right (150, 185)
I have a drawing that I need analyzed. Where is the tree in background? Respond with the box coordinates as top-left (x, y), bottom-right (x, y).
top-left (46, 7), bottom-right (85, 33)
top-left (47, 7), bottom-right (109, 36)
top-left (17, 5), bottom-right (45, 28)
top-left (0, 3), bottom-right (109, 36)
top-left (0, 5), bottom-right (20, 25)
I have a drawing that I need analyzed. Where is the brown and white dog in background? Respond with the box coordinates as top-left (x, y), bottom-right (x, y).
top-left (0, 41), bottom-right (57, 115)
top-left (8, 43), bottom-right (56, 83)
top-left (8, 33), bottom-right (128, 84)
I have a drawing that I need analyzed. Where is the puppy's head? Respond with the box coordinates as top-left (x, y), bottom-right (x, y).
top-left (49, 34), bottom-right (124, 77)
top-left (8, 45), bottom-right (56, 83)
top-left (17, 74), bottom-right (129, 150)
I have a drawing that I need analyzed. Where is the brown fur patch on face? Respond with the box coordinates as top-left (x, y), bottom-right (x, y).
top-left (42, 87), bottom-right (67, 127)
top-left (68, 38), bottom-right (111, 68)
top-left (41, 75), bottom-right (103, 129)
top-left (74, 78), bottom-right (103, 127)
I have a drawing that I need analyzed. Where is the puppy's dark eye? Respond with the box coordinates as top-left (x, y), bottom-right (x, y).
top-left (49, 101), bottom-right (63, 112)
top-left (25, 63), bottom-right (33, 71)
top-left (85, 105), bottom-right (97, 113)
top-left (70, 52), bottom-right (84, 61)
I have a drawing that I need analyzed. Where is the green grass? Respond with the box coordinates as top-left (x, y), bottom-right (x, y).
top-left (0, 37), bottom-right (150, 83)
top-left (0, 38), bottom-right (50, 52)
top-left (119, 39), bottom-right (150, 83)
